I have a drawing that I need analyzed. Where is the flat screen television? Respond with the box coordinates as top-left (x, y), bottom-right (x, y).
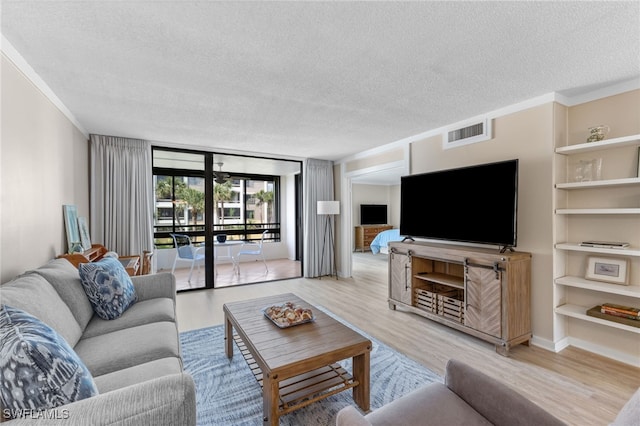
top-left (400, 159), bottom-right (518, 249)
top-left (360, 204), bottom-right (388, 225)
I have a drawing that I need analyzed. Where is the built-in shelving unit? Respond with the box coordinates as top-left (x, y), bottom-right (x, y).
top-left (555, 243), bottom-right (640, 257)
top-left (553, 131), bottom-right (640, 361)
top-left (555, 134), bottom-right (640, 155)
top-left (555, 275), bottom-right (640, 298)
top-left (554, 304), bottom-right (640, 334)
top-left (555, 177), bottom-right (640, 189)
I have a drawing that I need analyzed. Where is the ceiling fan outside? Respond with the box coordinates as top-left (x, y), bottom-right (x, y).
top-left (214, 162), bottom-right (230, 184)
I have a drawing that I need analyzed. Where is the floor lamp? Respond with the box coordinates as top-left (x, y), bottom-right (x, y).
top-left (317, 200), bottom-right (339, 279)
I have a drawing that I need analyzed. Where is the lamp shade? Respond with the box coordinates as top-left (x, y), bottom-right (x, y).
top-left (317, 201), bottom-right (340, 215)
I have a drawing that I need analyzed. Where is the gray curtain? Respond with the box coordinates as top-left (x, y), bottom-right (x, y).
top-left (303, 158), bottom-right (335, 277)
top-left (90, 135), bottom-right (154, 258)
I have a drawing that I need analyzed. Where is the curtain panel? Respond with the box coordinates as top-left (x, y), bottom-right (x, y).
top-left (303, 158), bottom-right (335, 278)
top-left (90, 135), bottom-right (154, 258)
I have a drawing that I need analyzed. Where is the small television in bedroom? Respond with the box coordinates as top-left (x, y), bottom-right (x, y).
top-left (400, 159), bottom-right (518, 250)
top-left (361, 204), bottom-right (388, 225)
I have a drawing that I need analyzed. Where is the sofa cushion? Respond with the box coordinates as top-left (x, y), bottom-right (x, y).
top-left (365, 382), bottom-right (492, 426)
top-left (79, 257), bottom-right (137, 320)
top-left (0, 305), bottom-right (98, 418)
top-left (74, 321), bottom-right (180, 376)
top-left (0, 273), bottom-right (82, 346)
top-left (93, 357), bottom-right (183, 394)
top-left (30, 258), bottom-right (94, 330)
top-left (82, 297), bottom-right (175, 339)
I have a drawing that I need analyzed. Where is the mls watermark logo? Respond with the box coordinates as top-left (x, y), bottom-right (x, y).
top-left (2, 408), bottom-right (70, 420)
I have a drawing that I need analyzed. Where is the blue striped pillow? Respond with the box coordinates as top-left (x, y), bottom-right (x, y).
top-left (79, 257), bottom-right (137, 320)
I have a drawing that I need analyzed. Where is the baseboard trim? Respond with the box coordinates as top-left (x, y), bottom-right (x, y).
top-left (565, 337), bottom-right (640, 368)
top-left (530, 335), bottom-right (568, 353)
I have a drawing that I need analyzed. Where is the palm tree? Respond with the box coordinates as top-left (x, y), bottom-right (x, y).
top-left (213, 181), bottom-right (234, 224)
top-left (178, 187), bottom-right (205, 225)
top-left (156, 177), bottom-right (187, 225)
top-left (254, 189), bottom-right (274, 224)
top-left (155, 176), bottom-right (186, 200)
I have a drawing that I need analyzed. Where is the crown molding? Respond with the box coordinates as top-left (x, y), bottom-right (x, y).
top-left (555, 77), bottom-right (640, 107)
top-left (1, 35), bottom-right (89, 138)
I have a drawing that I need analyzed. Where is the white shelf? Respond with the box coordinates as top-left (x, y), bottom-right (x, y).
top-left (555, 134), bottom-right (640, 155)
top-left (555, 243), bottom-right (640, 257)
top-left (556, 177), bottom-right (640, 189)
top-left (555, 208), bottom-right (640, 215)
top-left (555, 276), bottom-right (640, 298)
top-left (555, 304), bottom-right (640, 334)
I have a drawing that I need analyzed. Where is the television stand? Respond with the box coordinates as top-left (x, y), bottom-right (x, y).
top-left (388, 240), bottom-right (531, 355)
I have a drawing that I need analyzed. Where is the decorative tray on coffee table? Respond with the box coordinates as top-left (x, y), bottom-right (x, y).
top-left (262, 302), bottom-right (314, 328)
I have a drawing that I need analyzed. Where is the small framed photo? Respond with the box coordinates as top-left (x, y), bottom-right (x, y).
top-left (63, 205), bottom-right (80, 254)
top-left (585, 256), bottom-right (629, 285)
top-left (77, 217), bottom-right (92, 251)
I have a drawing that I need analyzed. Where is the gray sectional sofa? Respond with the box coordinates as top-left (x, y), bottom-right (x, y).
top-left (1, 258), bottom-right (196, 425)
top-left (337, 358), bottom-right (639, 426)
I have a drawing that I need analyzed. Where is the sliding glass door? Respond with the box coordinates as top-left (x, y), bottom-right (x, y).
top-left (152, 148), bottom-right (303, 291)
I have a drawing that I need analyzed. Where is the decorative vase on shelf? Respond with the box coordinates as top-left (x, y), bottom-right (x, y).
top-left (573, 158), bottom-right (603, 182)
top-left (586, 125), bottom-right (610, 142)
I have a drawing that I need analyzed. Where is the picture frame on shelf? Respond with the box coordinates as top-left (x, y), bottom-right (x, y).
top-left (63, 205), bottom-right (80, 254)
top-left (77, 217), bottom-right (91, 251)
top-left (585, 256), bottom-right (629, 285)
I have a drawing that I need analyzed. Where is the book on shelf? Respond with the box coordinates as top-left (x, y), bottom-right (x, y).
top-left (600, 303), bottom-right (640, 318)
top-left (579, 240), bottom-right (630, 249)
top-left (587, 306), bottom-right (640, 329)
top-left (601, 308), bottom-right (640, 320)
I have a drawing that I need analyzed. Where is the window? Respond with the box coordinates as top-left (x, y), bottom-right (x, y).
top-left (152, 150), bottom-right (206, 248)
top-left (213, 175), bottom-right (280, 242)
top-left (152, 148), bottom-right (284, 247)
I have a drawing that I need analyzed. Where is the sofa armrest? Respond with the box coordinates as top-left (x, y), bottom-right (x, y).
top-left (131, 272), bottom-right (176, 302)
top-left (610, 387), bottom-right (640, 426)
top-left (336, 405), bottom-right (372, 426)
top-left (445, 359), bottom-right (565, 426)
top-left (4, 373), bottom-right (195, 425)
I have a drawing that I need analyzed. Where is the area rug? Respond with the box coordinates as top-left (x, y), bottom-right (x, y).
top-left (180, 308), bottom-right (442, 425)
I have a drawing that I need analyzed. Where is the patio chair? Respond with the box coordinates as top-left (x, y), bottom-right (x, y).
top-left (234, 230), bottom-right (268, 274)
top-left (170, 234), bottom-right (205, 283)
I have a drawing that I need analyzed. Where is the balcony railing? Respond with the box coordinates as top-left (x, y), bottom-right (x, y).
top-left (153, 222), bottom-right (281, 249)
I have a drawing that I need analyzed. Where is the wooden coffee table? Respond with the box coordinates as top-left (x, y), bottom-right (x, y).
top-left (224, 293), bottom-right (372, 425)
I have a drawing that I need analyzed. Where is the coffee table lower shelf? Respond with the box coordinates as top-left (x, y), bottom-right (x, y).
top-left (233, 334), bottom-right (358, 415)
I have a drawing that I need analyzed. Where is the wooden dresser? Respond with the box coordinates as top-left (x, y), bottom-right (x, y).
top-left (58, 243), bottom-right (151, 277)
top-left (354, 225), bottom-right (393, 252)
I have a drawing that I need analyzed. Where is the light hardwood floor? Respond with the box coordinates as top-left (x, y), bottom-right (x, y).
top-left (176, 252), bottom-right (639, 425)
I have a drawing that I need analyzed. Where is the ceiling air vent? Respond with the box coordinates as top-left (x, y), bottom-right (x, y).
top-left (443, 118), bottom-right (492, 150)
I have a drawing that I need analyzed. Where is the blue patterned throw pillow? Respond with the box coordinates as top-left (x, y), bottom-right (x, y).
top-left (0, 305), bottom-right (98, 419)
top-left (78, 257), bottom-right (137, 320)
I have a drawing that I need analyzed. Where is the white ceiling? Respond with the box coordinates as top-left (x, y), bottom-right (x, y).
top-left (2, 1), bottom-right (639, 166)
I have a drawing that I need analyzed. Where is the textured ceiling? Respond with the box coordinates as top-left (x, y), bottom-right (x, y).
top-left (2, 1), bottom-right (639, 162)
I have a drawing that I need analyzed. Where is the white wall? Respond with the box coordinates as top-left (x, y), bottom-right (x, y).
top-left (1, 54), bottom-right (89, 282)
top-left (351, 184), bottom-right (399, 228)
